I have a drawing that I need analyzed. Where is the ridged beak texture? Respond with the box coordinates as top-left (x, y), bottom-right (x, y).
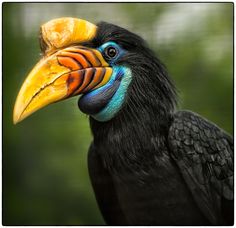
top-left (13, 18), bottom-right (113, 124)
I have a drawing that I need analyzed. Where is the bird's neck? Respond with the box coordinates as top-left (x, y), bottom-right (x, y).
top-left (89, 55), bottom-right (177, 171)
top-left (89, 103), bottom-right (173, 172)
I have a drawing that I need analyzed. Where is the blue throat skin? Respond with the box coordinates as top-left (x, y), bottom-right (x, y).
top-left (92, 66), bottom-right (132, 122)
top-left (79, 41), bottom-right (132, 122)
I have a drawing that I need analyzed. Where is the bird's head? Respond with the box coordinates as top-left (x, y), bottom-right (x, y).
top-left (13, 17), bottom-right (176, 125)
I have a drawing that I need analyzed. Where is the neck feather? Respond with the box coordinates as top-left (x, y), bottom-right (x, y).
top-left (89, 56), bottom-right (177, 171)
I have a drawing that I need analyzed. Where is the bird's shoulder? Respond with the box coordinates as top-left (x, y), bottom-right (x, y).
top-left (168, 110), bottom-right (233, 224)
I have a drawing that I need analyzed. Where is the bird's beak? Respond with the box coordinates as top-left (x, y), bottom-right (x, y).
top-left (13, 17), bottom-right (113, 124)
top-left (13, 46), bottom-right (112, 124)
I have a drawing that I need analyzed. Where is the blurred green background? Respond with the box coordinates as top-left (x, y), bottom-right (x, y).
top-left (3, 3), bottom-right (233, 225)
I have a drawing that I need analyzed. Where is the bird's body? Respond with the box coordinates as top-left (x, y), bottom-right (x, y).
top-left (13, 18), bottom-right (233, 225)
top-left (89, 111), bottom-right (233, 225)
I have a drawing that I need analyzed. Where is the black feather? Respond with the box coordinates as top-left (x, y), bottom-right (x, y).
top-left (168, 111), bottom-right (233, 225)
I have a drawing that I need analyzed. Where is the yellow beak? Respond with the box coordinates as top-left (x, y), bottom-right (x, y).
top-left (13, 17), bottom-right (113, 124)
top-left (13, 46), bottom-right (112, 124)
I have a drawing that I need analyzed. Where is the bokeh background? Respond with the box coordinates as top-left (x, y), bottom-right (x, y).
top-left (3, 3), bottom-right (233, 225)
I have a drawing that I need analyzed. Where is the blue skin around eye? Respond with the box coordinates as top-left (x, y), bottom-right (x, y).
top-left (81, 41), bottom-right (132, 122)
top-left (98, 41), bottom-right (125, 65)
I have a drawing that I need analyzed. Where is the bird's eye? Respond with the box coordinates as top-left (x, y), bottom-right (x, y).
top-left (104, 46), bottom-right (118, 59)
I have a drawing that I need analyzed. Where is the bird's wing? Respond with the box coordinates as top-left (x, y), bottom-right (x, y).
top-left (168, 111), bottom-right (233, 225)
top-left (88, 143), bottom-right (128, 225)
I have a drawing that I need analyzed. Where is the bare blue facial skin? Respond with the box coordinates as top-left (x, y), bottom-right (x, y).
top-left (78, 42), bottom-right (132, 122)
top-left (92, 66), bottom-right (132, 121)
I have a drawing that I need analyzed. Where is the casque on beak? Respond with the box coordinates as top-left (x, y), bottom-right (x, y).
top-left (13, 17), bottom-right (113, 124)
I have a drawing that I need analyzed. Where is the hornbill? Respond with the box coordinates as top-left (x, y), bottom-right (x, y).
top-left (13, 18), bottom-right (233, 225)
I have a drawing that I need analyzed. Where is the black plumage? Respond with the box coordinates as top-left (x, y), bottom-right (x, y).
top-left (169, 111), bottom-right (233, 225)
top-left (86, 22), bottom-right (233, 225)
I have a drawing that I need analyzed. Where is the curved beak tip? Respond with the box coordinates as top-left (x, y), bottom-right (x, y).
top-left (13, 117), bottom-right (20, 125)
top-left (13, 103), bottom-right (26, 125)
top-left (13, 115), bottom-right (21, 125)
top-left (13, 101), bottom-right (21, 124)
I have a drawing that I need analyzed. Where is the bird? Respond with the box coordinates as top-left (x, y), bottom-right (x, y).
top-left (13, 17), bottom-right (233, 225)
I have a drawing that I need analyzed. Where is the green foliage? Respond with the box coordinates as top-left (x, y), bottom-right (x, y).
top-left (3, 3), bottom-right (233, 225)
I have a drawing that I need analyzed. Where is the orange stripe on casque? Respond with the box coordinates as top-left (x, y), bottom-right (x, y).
top-left (73, 69), bottom-right (94, 95)
top-left (94, 67), bottom-right (113, 89)
top-left (82, 68), bottom-right (102, 93)
top-left (59, 51), bottom-right (91, 68)
top-left (58, 56), bottom-right (81, 70)
top-left (65, 48), bottom-right (101, 66)
top-left (65, 47), bottom-right (108, 67)
top-left (67, 71), bottom-right (84, 96)
top-left (92, 49), bottom-right (109, 67)
top-left (79, 68), bottom-right (96, 93)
